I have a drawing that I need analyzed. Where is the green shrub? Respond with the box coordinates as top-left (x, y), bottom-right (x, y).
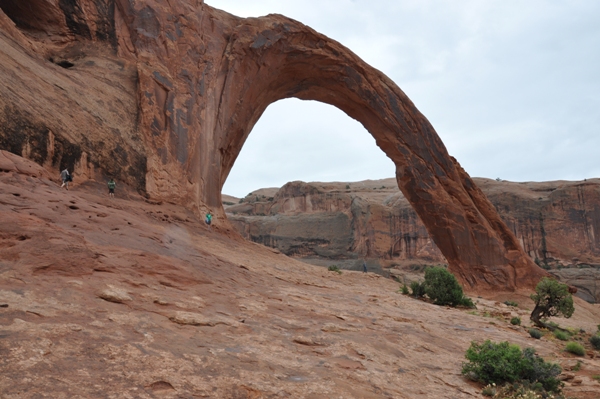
top-left (400, 284), bottom-right (409, 295)
top-left (459, 296), bottom-right (476, 308)
top-left (572, 361), bottom-right (582, 372)
top-left (461, 340), bottom-right (561, 393)
top-left (422, 266), bottom-right (473, 307)
top-left (530, 278), bottom-right (574, 328)
top-left (590, 335), bottom-right (600, 350)
top-left (520, 347), bottom-right (562, 392)
top-left (529, 329), bottom-right (542, 339)
top-left (565, 342), bottom-right (585, 356)
top-left (410, 281), bottom-right (425, 298)
top-left (504, 300), bottom-right (519, 307)
top-left (327, 265), bottom-right (342, 274)
top-left (462, 340), bottom-right (524, 385)
top-left (511, 317), bottom-right (521, 326)
top-left (553, 330), bottom-right (570, 341)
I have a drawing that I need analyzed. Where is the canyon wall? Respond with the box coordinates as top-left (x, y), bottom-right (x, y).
top-left (227, 178), bottom-right (600, 301)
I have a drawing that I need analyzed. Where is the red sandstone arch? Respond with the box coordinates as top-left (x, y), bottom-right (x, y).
top-left (211, 14), bottom-right (547, 291)
top-left (0, 1), bottom-right (547, 291)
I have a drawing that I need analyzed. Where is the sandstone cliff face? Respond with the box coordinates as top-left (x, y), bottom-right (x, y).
top-left (0, 0), bottom-right (546, 290)
top-left (227, 178), bottom-right (600, 302)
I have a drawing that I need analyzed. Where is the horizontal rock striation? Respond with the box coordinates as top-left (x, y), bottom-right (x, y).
top-left (228, 178), bottom-right (600, 301)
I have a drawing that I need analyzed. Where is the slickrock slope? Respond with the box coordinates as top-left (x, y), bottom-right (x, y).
top-left (227, 178), bottom-right (600, 302)
top-left (0, 0), bottom-right (546, 291)
top-left (2, 154), bottom-right (600, 398)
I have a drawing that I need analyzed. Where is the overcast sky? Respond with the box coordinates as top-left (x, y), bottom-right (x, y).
top-left (213, 0), bottom-right (600, 198)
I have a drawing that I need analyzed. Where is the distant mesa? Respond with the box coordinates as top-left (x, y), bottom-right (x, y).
top-left (0, 0), bottom-right (546, 291)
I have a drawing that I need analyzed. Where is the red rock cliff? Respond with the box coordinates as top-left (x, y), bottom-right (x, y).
top-left (0, 0), bottom-right (547, 290)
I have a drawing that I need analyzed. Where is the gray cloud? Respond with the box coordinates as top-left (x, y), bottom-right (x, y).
top-left (212, 1), bottom-right (600, 197)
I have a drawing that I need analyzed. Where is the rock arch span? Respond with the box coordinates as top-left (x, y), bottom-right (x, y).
top-left (209, 14), bottom-right (547, 290)
top-left (0, 1), bottom-right (547, 290)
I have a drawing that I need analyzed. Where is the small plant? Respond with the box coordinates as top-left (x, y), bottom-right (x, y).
top-left (589, 335), bottom-right (600, 350)
top-left (481, 384), bottom-right (496, 396)
top-left (510, 317), bottom-right (521, 326)
top-left (553, 330), bottom-right (570, 341)
top-left (491, 381), bottom-right (565, 399)
top-left (345, 184), bottom-right (350, 189)
top-left (565, 342), bottom-right (585, 356)
top-left (410, 281), bottom-right (426, 298)
top-left (327, 265), bottom-right (342, 274)
top-left (530, 277), bottom-right (574, 330)
top-left (572, 360), bottom-right (582, 372)
top-left (529, 329), bottom-right (542, 339)
top-left (400, 284), bottom-right (409, 295)
top-left (504, 300), bottom-right (519, 307)
top-left (422, 266), bottom-right (474, 307)
top-left (593, 375), bottom-right (600, 382)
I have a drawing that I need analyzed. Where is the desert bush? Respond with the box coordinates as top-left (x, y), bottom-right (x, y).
top-left (589, 335), bottom-right (600, 350)
top-left (462, 340), bottom-right (524, 385)
top-left (410, 281), bottom-right (425, 298)
top-left (327, 265), bottom-right (342, 274)
top-left (520, 347), bottom-right (562, 392)
top-left (504, 300), bottom-right (519, 307)
top-left (510, 317), bottom-right (521, 326)
top-left (460, 296), bottom-right (475, 308)
top-left (422, 266), bottom-right (474, 307)
top-left (462, 340), bottom-right (561, 393)
top-left (481, 384), bottom-right (496, 396)
top-left (400, 284), bottom-right (409, 295)
top-left (565, 342), bottom-right (585, 356)
top-left (530, 278), bottom-right (574, 329)
top-left (529, 329), bottom-right (542, 339)
top-left (553, 330), bottom-right (570, 341)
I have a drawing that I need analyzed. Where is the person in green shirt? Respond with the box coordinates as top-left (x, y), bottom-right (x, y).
top-left (108, 178), bottom-right (116, 198)
top-left (205, 212), bottom-right (212, 230)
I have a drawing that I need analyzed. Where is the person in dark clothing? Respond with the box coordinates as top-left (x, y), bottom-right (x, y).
top-left (60, 168), bottom-right (71, 190)
top-left (108, 178), bottom-right (116, 198)
top-left (363, 260), bottom-right (368, 273)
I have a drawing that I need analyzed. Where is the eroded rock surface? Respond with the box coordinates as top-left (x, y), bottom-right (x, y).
top-left (1, 155), bottom-right (599, 398)
top-left (0, 1), bottom-right (546, 290)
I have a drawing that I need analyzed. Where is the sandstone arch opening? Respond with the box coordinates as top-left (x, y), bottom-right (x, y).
top-left (222, 98), bottom-right (394, 198)
top-left (207, 13), bottom-right (548, 291)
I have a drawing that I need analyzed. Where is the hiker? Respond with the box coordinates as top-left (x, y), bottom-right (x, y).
top-left (205, 212), bottom-right (212, 230)
top-left (60, 168), bottom-right (71, 190)
top-left (363, 260), bottom-right (368, 273)
top-left (108, 178), bottom-right (116, 198)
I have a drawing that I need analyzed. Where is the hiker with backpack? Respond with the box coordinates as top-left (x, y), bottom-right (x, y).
top-left (205, 212), bottom-right (212, 230)
top-left (108, 178), bottom-right (116, 198)
top-left (60, 168), bottom-right (71, 190)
